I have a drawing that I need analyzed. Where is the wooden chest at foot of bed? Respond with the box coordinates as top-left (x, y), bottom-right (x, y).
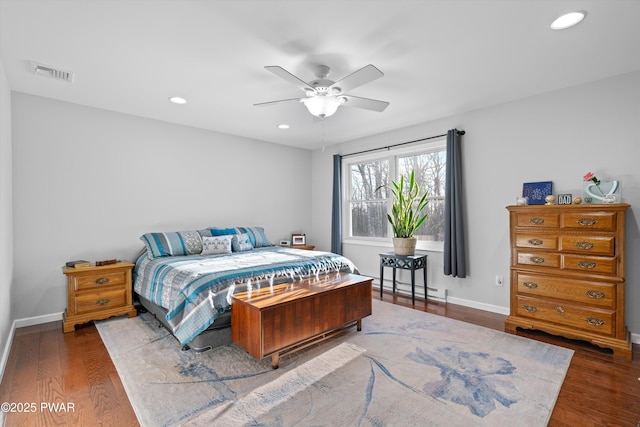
top-left (62, 261), bottom-right (137, 332)
top-left (231, 273), bottom-right (372, 368)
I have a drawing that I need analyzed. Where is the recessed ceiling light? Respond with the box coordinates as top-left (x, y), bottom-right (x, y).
top-left (277, 124), bottom-right (290, 129)
top-left (169, 96), bottom-right (187, 104)
top-left (551, 11), bottom-right (586, 30)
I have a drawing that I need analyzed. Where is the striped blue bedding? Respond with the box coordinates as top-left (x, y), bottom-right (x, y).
top-left (133, 246), bottom-right (358, 345)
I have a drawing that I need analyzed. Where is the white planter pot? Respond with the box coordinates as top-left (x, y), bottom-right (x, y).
top-left (392, 237), bottom-right (417, 256)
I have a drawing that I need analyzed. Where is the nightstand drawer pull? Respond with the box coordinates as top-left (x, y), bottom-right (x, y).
top-left (95, 277), bottom-right (110, 285)
top-left (522, 305), bottom-right (538, 313)
top-left (529, 217), bottom-right (544, 225)
top-left (556, 306), bottom-right (565, 314)
top-left (585, 317), bottom-right (605, 327)
top-left (575, 241), bottom-right (594, 250)
top-left (523, 281), bottom-right (538, 289)
top-left (585, 290), bottom-right (606, 299)
top-left (528, 238), bottom-right (543, 246)
top-left (577, 218), bottom-right (597, 226)
top-left (529, 256), bottom-right (545, 264)
top-left (577, 260), bottom-right (597, 269)
top-left (96, 298), bottom-right (110, 306)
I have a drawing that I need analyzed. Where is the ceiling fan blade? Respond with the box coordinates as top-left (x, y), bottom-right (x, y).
top-left (341, 95), bottom-right (389, 112)
top-left (253, 98), bottom-right (304, 107)
top-left (330, 64), bottom-right (384, 93)
top-left (264, 66), bottom-right (315, 93)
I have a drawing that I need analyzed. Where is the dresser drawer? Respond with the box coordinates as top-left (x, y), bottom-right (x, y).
top-left (74, 288), bottom-right (127, 314)
top-left (516, 251), bottom-right (561, 268)
top-left (515, 273), bottom-right (615, 308)
top-left (562, 254), bottom-right (617, 275)
top-left (514, 213), bottom-right (559, 228)
top-left (561, 211), bottom-right (616, 231)
top-left (560, 235), bottom-right (615, 256)
top-left (74, 270), bottom-right (128, 291)
top-left (515, 234), bottom-right (558, 250)
top-left (515, 295), bottom-right (614, 336)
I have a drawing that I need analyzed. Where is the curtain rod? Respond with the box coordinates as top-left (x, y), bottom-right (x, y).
top-left (340, 130), bottom-right (465, 158)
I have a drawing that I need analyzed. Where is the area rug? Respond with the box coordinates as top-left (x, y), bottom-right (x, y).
top-left (96, 299), bottom-right (573, 426)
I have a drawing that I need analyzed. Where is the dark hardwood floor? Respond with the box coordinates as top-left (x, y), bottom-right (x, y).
top-left (1, 291), bottom-right (639, 426)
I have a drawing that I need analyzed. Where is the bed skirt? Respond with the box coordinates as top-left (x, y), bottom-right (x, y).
top-left (136, 294), bottom-right (232, 351)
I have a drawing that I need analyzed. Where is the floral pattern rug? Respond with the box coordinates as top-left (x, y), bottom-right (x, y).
top-left (97, 299), bottom-right (573, 426)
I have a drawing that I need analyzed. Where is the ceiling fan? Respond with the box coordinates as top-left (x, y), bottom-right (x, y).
top-left (254, 64), bottom-right (390, 118)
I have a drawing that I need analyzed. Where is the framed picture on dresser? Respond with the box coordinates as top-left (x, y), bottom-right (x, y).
top-left (291, 234), bottom-right (306, 245)
top-left (522, 181), bottom-right (553, 205)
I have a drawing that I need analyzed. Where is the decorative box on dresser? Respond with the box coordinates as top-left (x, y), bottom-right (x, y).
top-left (505, 204), bottom-right (632, 359)
top-left (62, 261), bottom-right (137, 333)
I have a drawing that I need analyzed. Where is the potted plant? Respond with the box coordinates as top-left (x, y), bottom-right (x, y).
top-left (381, 170), bottom-right (429, 256)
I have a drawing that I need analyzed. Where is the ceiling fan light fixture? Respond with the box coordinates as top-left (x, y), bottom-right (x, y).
top-left (302, 96), bottom-right (345, 118)
top-left (551, 11), bottom-right (586, 30)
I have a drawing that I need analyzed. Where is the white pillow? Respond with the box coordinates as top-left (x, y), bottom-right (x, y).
top-left (201, 235), bottom-right (232, 255)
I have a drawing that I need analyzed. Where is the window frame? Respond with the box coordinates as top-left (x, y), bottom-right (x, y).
top-left (342, 138), bottom-right (447, 252)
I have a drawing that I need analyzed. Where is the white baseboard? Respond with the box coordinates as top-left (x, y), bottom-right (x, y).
top-left (14, 311), bottom-right (63, 328)
top-left (0, 312), bottom-right (63, 384)
top-left (0, 319), bottom-right (16, 385)
top-left (446, 296), bottom-right (510, 316)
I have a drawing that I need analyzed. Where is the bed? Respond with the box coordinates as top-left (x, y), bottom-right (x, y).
top-left (133, 226), bottom-right (359, 351)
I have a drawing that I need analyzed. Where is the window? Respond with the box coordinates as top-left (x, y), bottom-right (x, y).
top-left (344, 140), bottom-right (446, 249)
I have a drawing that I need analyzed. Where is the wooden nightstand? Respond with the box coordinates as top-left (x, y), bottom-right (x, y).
top-left (286, 245), bottom-right (315, 250)
top-left (62, 261), bottom-right (136, 333)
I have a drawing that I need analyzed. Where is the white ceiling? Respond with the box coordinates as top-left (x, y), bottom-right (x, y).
top-left (2, 1), bottom-right (640, 150)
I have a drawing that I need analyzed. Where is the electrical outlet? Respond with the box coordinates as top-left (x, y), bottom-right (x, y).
top-left (495, 275), bottom-right (504, 287)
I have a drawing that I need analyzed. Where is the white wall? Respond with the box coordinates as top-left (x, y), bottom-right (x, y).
top-left (312, 71), bottom-right (640, 338)
top-left (11, 93), bottom-right (312, 320)
top-left (0, 61), bottom-right (14, 375)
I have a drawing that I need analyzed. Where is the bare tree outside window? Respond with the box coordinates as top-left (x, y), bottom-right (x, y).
top-left (350, 160), bottom-right (389, 237)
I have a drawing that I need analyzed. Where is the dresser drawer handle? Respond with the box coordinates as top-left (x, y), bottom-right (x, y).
top-left (529, 217), bottom-right (544, 225)
top-left (556, 306), bottom-right (565, 314)
top-left (95, 277), bottom-right (110, 285)
top-left (585, 290), bottom-right (606, 299)
top-left (529, 256), bottom-right (545, 264)
top-left (575, 241), bottom-right (594, 250)
top-left (577, 260), bottom-right (597, 269)
top-left (96, 298), bottom-right (110, 306)
top-left (577, 218), bottom-right (597, 226)
top-left (585, 317), bottom-right (605, 327)
top-left (522, 281), bottom-right (538, 289)
top-left (522, 305), bottom-right (538, 313)
top-left (528, 238), bottom-right (543, 246)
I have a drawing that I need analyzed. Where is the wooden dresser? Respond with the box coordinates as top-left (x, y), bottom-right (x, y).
top-left (62, 261), bottom-right (137, 332)
top-left (505, 204), bottom-right (632, 359)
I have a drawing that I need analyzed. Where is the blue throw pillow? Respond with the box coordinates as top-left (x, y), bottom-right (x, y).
top-left (235, 226), bottom-right (273, 248)
top-left (231, 233), bottom-right (254, 252)
top-left (141, 230), bottom-right (203, 258)
top-left (210, 227), bottom-right (238, 236)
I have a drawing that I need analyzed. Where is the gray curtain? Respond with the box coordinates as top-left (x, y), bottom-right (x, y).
top-left (444, 129), bottom-right (467, 277)
top-left (331, 154), bottom-right (343, 254)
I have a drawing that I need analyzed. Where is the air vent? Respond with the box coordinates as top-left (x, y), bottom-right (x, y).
top-left (30, 61), bottom-right (74, 83)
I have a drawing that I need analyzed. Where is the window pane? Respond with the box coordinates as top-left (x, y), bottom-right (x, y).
top-left (351, 201), bottom-right (388, 238)
top-left (398, 149), bottom-right (446, 242)
top-left (350, 160), bottom-right (389, 200)
top-left (349, 159), bottom-right (389, 238)
top-left (398, 150), bottom-right (446, 197)
top-left (415, 198), bottom-right (445, 241)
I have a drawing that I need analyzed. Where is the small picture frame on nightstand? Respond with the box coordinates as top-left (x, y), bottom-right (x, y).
top-left (292, 234), bottom-right (306, 246)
